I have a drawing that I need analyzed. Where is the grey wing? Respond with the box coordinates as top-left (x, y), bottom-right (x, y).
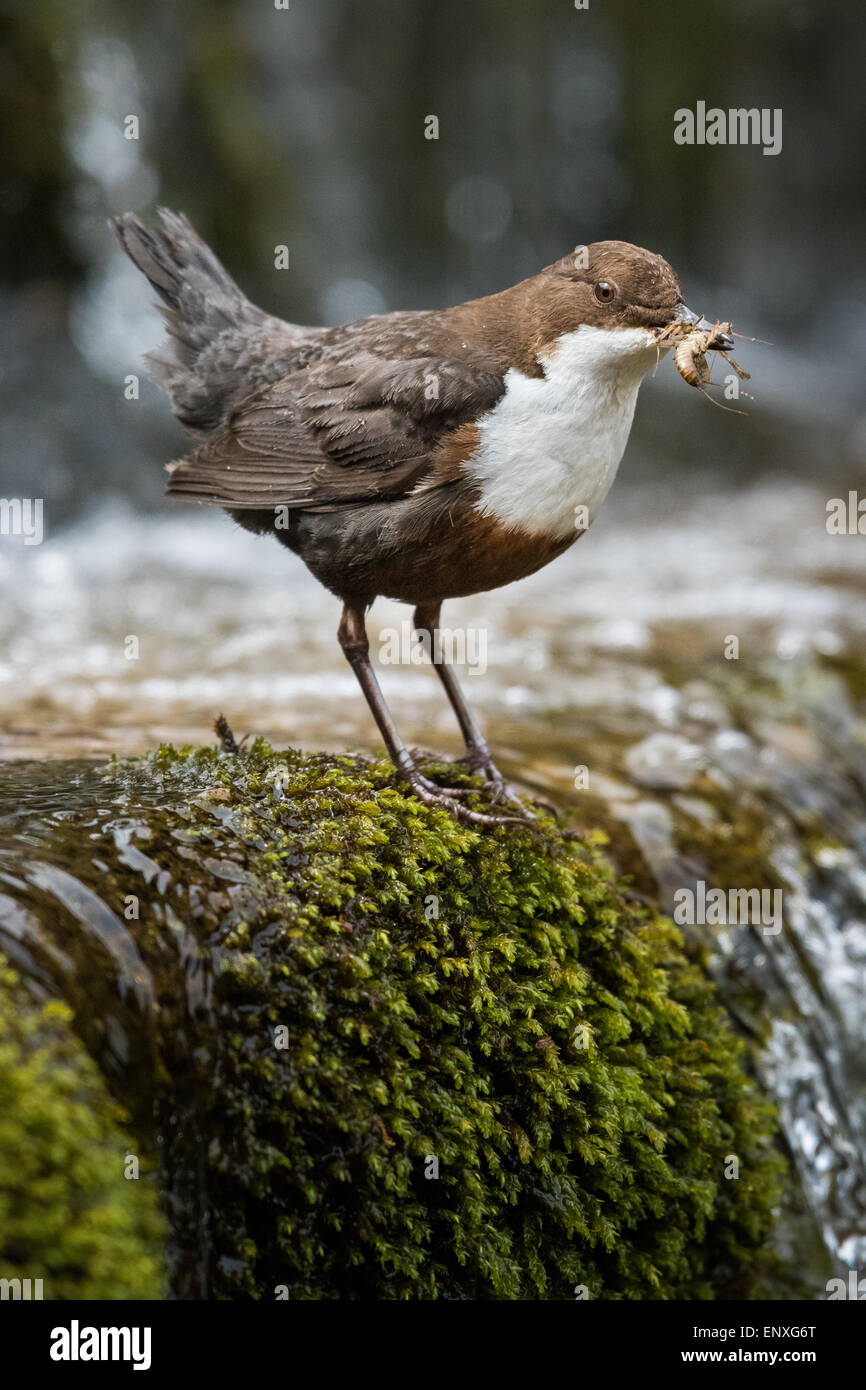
top-left (165, 353), bottom-right (506, 509)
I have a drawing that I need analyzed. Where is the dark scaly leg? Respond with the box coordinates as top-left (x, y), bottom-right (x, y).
top-left (412, 601), bottom-right (532, 815)
top-left (337, 602), bottom-right (525, 828)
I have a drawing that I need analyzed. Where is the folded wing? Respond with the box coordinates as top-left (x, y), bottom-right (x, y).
top-left (166, 351), bottom-right (506, 510)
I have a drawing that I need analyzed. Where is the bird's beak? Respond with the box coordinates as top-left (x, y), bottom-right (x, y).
top-left (673, 303), bottom-right (735, 352)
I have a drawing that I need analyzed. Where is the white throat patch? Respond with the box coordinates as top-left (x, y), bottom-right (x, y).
top-left (467, 324), bottom-right (661, 540)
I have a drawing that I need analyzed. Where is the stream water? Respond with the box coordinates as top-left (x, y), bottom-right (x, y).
top-left (1, 469), bottom-right (864, 1290)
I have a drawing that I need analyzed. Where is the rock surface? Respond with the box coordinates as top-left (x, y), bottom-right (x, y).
top-left (0, 743), bottom-right (786, 1300)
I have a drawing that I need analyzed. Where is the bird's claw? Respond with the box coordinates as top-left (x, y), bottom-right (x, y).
top-left (409, 777), bottom-right (530, 827)
top-left (412, 767), bottom-right (536, 824)
top-left (462, 754), bottom-right (537, 817)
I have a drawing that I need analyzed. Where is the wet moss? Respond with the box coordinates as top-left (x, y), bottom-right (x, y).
top-left (0, 961), bottom-right (164, 1299)
top-left (19, 743), bottom-right (785, 1299)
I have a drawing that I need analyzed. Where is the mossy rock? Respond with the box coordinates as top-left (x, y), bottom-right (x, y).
top-left (12, 744), bottom-right (785, 1299)
top-left (0, 963), bottom-right (164, 1299)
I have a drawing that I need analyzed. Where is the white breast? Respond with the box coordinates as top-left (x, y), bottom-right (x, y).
top-left (467, 324), bottom-right (662, 540)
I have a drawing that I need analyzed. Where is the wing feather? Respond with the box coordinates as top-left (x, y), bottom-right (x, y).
top-left (166, 349), bottom-right (505, 509)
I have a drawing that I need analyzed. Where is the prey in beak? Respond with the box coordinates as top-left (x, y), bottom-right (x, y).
top-left (657, 304), bottom-right (749, 399)
top-left (672, 303), bottom-right (735, 352)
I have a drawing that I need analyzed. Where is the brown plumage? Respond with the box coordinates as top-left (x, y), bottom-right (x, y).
top-left (113, 208), bottom-right (712, 825)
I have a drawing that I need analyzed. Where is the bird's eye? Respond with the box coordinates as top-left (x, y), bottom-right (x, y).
top-left (594, 281), bottom-right (615, 303)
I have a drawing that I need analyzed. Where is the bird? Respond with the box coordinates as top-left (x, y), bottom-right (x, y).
top-left (112, 209), bottom-right (731, 826)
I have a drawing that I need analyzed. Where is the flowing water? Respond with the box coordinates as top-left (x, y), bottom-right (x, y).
top-left (2, 470), bottom-right (865, 1290)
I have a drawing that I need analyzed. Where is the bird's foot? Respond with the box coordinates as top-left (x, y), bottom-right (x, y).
top-left (410, 759), bottom-right (536, 825)
top-left (460, 749), bottom-right (537, 817)
top-left (461, 748), bottom-right (560, 817)
top-left (406, 771), bottom-right (530, 827)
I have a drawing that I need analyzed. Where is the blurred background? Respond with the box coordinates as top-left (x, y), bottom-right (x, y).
top-left (1, 0), bottom-right (866, 1287)
top-left (1, 0), bottom-right (864, 766)
top-left (2, 0), bottom-right (865, 519)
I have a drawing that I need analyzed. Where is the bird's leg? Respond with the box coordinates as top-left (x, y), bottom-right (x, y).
top-left (412, 602), bottom-right (531, 814)
top-left (337, 603), bottom-right (525, 828)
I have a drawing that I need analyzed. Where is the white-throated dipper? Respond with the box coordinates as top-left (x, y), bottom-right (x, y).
top-left (113, 209), bottom-right (731, 825)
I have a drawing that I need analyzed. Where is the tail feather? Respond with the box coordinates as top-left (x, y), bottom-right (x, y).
top-left (112, 208), bottom-right (324, 432)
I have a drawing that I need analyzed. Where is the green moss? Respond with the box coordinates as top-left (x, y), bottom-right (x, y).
top-left (0, 962), bottom-right (164, 1299)
top-left (58, 741), bottom-right (781, 1301)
